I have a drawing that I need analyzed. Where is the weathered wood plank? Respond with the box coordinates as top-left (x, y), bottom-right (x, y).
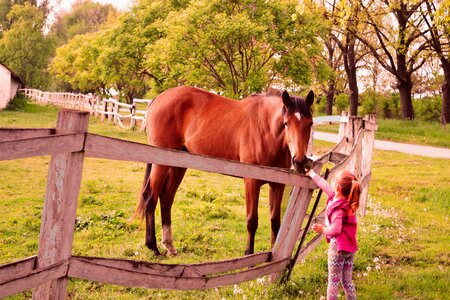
top-left (71, 252), bottom-right (271, 278)
top-left (84, 134), bottom-right (315, 189)
top-left (0, 128), bottom-right (55, 142)
top-left (68, 257), bottom-right (288, 290)
top-left (0, 261), bottom-right (68, 299)
top-left (0, 256), bottom-right (36, 283)
top-left (271, 186), bottom-right (314, 277)
top-left (0, 133), bottom-right (85, 161)
top-left (33, 111), bottom-right (89, 300)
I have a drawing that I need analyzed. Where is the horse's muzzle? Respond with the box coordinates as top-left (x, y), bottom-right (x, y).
top-left (292, 156), bottom-right (313, 174)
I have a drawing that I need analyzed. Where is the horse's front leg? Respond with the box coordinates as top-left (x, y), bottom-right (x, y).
top-left (244, 178), bottom-right (262, 255)
top-left (268, 182), bottom-right (285, 246)
top-left (160, 167), bottom-right (187, 255)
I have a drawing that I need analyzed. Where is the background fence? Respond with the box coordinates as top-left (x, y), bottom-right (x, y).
top-left (20, 89), bottom-right (152, 131)
top-left (0, 108), bottom-right (376, 298)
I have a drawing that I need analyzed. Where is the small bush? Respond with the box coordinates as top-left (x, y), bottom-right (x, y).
top-left (335, 94), bottom-right (349, 114)
top-left (5, 93), bottom-right (29, 111)
top-left (414, 96), bottom-right (442, 122)
top-left (380, 93), bottom-right (401, 119)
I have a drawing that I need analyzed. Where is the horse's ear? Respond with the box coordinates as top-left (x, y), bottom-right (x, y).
top-left (306, 90), bottom-right (314, 107)
top-left (282, 90), bottom-right (292, 108)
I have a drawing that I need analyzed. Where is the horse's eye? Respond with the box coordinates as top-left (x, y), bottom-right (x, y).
top-left (284, 121), bottom-right (288, 127)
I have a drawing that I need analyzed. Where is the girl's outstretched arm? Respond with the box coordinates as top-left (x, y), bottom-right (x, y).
top-left (307, 170), bottom-right (335, 197)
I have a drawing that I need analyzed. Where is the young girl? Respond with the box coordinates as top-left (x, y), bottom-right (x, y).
top-left (307, 169), bottom-right (360, 300)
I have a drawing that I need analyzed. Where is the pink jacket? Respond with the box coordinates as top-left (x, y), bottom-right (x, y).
top-left (312, 174), bottom-right (358, 253)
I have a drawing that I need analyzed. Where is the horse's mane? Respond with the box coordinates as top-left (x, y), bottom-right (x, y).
top-left (265, 88), bottom-right (312, 118)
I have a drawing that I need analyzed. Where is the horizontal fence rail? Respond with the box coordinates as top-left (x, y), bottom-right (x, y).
top-left (0, 109), bottom-right (376, 298)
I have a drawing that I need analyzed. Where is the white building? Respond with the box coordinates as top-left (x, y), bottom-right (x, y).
top-left (0, 62), bottom-right (23, 109)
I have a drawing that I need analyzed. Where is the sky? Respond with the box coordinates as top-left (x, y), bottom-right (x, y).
top-left (48, 0), bottom-right (134, 13)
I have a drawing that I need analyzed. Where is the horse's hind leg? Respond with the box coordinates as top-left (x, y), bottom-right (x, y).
top-left (144, 164), bottom-right (170, 255)
top-left (160, 167), bottom-right (187, 255)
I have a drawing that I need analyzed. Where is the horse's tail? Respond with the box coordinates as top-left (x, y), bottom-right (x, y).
top-left (132, 163), bottom-right (152, 220)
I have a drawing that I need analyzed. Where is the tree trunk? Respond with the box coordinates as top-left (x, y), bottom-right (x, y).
top-left (344, 37), bottom-right (359, 116)
top-left (326, 82), bottom-right (335, 115)
top-left (344, 44), bottom-right (359, 116)
top-left (441, 58), bottom-right (450, 125)
top-left (397, 79), bottom-right (415, 120)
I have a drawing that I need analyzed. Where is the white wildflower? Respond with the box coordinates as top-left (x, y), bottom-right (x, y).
top-left (375, 265), bottom-right (381, 271)
top-left (366, 266), bottom-right (372, 272)
top-left (363, 272), bottom-right (368, 277)
top-left (373, 257), bottom-right (380, 263)
top-left (134, 251), bottom-right (139, 256)
top-left (257, 277), bottom-right (266, 284)
top-left (319, 296), bottom-right (326, 300)
top-left (299, 290), bottom-right (304, 295)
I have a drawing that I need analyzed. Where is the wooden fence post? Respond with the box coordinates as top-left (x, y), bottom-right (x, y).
top-left (337, 111), bottom-right (348, 143)
top-left (359, 115), bottom-right (377, 215)
top-left (32, 110), bottom-right (89, 300)
top-left (270, 186), bottom-right (314, 279)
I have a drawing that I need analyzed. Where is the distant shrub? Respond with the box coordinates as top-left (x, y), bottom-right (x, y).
top-left (335, 94), bottom-right (349, 114)
top-left (360, 89), bottom-right (379, 115)
top-left (414, 96), bottom-right (442, 122)
top-left (380, 93), bottom-right (401, 119)
top-left (314, 94), bottom-right (327, 115)
top-left (5, 93), bottom-right (29, 111)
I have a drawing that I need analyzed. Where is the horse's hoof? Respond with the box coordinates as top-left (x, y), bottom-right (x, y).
top-left (145, 243), bottom-right (161, 256)
top-left (166, 250), bottom-right (178, 256)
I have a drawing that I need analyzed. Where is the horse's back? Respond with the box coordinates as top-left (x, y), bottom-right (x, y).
top-left (146, 87), bottom-right (242, 152)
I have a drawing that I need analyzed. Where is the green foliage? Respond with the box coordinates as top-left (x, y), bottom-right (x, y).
top-left (5, 92), bottom-right (28, 111)
top-left (50, 0), bottom-right (119, 46)
top-left (0, 3), bottom-right (54, 88)
top-left (360, 90), bottom-right (401, 119)
top-left (335, 93), bottom-right (349, 114)
top-left (51, 0), bottom-right (325, 99)
top-left (49, 32), bottom-right (106, 94)
top-left (413, 96), bottom-right (442, 122)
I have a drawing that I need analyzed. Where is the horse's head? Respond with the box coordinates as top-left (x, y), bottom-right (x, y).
top-left (281, 90), bottom-right (314, 174)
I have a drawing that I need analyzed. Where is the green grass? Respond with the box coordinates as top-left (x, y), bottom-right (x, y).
top-left (316, 118), bottom-right (450, 148)
top-left (1, 102), bottom-right (449, 299)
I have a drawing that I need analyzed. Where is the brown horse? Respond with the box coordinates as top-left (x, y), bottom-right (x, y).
top-left (136, 86), bottom-right (314, 256)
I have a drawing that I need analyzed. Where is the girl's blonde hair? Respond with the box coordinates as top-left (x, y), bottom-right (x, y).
top-left (336, 170), bottom-right (360, 214)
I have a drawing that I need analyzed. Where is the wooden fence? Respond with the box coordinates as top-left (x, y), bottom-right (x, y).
top-left (20, 89), bottom-right (151, 131)
top-left (0, 110), bottom-right (376, 299)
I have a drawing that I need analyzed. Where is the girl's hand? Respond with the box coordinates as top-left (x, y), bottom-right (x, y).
top-left (312, 223), bottom-right (324, 234)
top-left (306, 169), bottom-right (316, 178)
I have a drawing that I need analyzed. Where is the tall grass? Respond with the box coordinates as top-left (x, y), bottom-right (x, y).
top-left (1, 103), bottom-right (449, 299)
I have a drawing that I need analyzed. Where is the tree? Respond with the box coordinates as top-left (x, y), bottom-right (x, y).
top-left (0, 0), bottom-right (50, 32)
top-left (149, 0), bottom-right (324, 98)
top-left (315, 0), bottom-right (366, 116)
top-left (49, 32), bottom-right (107, 94)
top-left (50, 0), bottom-right (119, 46)
top-left (359, 0), bottom-right (428, 120)
top-left (0, 3), bottom-right (53, 88)
top-left (421, 0), bottom-right (450, 124)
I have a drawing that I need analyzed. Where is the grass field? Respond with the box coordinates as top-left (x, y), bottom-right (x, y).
top-left (1, 103), bottom-right (449, 299)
